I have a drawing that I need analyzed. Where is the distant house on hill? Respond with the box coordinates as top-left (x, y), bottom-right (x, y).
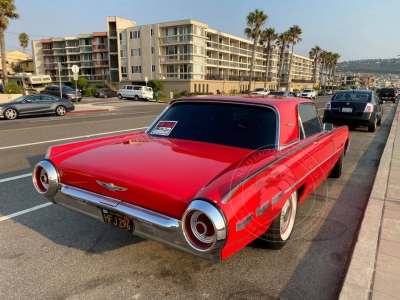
top-left (0, 50), bottom-right (32, 76)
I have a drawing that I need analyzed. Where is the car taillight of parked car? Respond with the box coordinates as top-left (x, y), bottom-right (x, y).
top-left (364, 103), bottom-right (374, 113)
top-left (325, 102), bottom-right (331, 111)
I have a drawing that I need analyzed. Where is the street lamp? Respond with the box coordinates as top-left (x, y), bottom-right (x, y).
top-left (57, 62), bottom-right (62, 98)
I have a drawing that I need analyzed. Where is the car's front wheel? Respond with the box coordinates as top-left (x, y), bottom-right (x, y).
top-left (262, 191), bottom-right (297, 250)
top-left (4, 108), bottom-right (18, 120)
top-left (118, 94), bottom-right (123, 100)
top-left (55, 105), bottom-right (66, 116)
top-left (134, 95), bottom-right (140, 101)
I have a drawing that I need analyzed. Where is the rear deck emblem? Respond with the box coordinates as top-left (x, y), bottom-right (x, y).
top-left (96, 181), bottom-right (127, 192)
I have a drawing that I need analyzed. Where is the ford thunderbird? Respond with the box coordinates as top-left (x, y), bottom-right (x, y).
top-left (33, 96), bottom-right (350, 262)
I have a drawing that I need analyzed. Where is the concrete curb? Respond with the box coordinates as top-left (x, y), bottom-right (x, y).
top-left (339, 102), bottom-right (399, 299)
top-left (66, 109), bottom-right (111, 115)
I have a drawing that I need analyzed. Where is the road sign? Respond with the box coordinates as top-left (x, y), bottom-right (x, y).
top-left (73, 73), bottom-right (78, 80)
top-left (71, 65), bottom-right (79, 74)
top-left (145, 76), bottom-right (148, 82)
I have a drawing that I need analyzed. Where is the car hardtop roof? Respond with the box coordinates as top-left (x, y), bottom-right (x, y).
top-left (173, 95), bottom-right (313, 108)
top-left (336, 89), bottom-right (372, 94)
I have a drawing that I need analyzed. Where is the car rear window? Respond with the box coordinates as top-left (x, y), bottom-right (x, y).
top-left (149, 102), bottom-right (277, 150)
top-left (269, 92), bottom-right (285, 96)
top-left (332, 92), bottom-right (371, 102)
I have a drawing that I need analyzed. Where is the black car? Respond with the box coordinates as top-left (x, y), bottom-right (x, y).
top-left (268, 91), bottom-right (297, 97)
top-left (93, 88), bottom-right (117, 98)
top-left (323, 90), bottom-right (382, 132)
top-left (0, 94), bottom-right (75, 120)
top-left (41, 85), bottom-right (82, 102)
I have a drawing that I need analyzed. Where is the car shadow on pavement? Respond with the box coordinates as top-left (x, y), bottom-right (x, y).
top-left (275, 103), bottom-right (397, 299)
top-left (0, 154), bottom-right (144, 254)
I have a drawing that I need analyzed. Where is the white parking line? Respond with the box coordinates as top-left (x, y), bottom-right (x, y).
top-left (317, 108), bottom-right (325, 110)
top-left (0, 127), bottom-right (148, 150)
top-left (0, 203), bottom-right (53, 222)
top-left (0, 173), bottom-right (31, 183)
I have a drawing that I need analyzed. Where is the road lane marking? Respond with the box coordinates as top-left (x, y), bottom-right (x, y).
top-left (0, 127), bottom-right (148, 150)
top-left (0, 203), bottom-right (53, 222)
top-left (0, 173), bottom-right (31, 183)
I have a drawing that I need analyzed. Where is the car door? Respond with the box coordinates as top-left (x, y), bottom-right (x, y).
top-left (298, 103), bottom-right (334, 181)
top-left (20, 95), bottom-right (47, 115)
top-left (40, 95), bottom-right (58, 113)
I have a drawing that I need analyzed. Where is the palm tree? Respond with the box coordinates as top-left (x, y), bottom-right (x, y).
top-left (259, 27), bottom-right (277, 89)
top-left (286, 25), bottom-right (302, 91)
top-left (319, 51), bottom-right (328, 90)
top-left (0, 0), bottom-right (19, 86)
top-left (325, 52), bottom-right (334, 90)
top-left (275, 31), bottom-right (291, 90)
top-left (244, 9), bottom-right (268, 94)
top-left (18, 32), bottom-right (29, 53)
top-left (309, 46), bottom-right (322, 88)
top-left (331, 53), bottom-right (341, 90)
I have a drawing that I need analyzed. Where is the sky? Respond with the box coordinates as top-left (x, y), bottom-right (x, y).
top-left (5, 0), bottom-right (400, 62)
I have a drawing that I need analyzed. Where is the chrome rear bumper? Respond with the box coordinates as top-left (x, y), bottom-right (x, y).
top-left (51, 184), bottom-right (222, 262)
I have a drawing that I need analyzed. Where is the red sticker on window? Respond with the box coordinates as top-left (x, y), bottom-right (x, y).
top-left (150, 121), bottom-right (178, 136)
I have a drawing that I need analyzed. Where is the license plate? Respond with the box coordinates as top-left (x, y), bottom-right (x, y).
top-left (102, 209), bottom-right (133, 231)
top-left (342, 107), bottom-right (352, 113)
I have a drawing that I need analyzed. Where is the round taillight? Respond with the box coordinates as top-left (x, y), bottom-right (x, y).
top-left (32, 160), bottom-right (59, 196)
top-left (182, 200), bottom-right (227, 252)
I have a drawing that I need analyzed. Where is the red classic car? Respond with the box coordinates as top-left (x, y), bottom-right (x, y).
top-left (32, 96), bottom-right (350, 262)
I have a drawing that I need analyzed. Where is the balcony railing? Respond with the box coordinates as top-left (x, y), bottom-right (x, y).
top-left (205, 74), bottom-right (265, 81)
top-left (94, 45), bottom-right (108, 50)
top-left (159, 35), bottom-right (194, 44)
top-left (80, 46), bottom-right (93, 52)
top-left (95, 61), bottom-right (109, 66)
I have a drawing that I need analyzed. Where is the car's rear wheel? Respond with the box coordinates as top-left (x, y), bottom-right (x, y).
top-left (368, 117), bottom-right (377, 132)
top-left (104, 94), bottom-right (108, 98)
top-left (4, 108), bottom-right (18, 120)
top-left (118, 94), bottom-right (123, 100)
top-left (134, 95), bottom-right (140, 101)
top-left (263, 191), bottom-right (297, 250)
top-left (329, 149), bottom-right (344, 178)
top-left (55, 105), bottom-right (66, 116)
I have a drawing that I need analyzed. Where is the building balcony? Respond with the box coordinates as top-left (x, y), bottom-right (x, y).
top-left (94, 45), bottom-right (108, 52)
top-left (205, 74), bottom-right (266, 81)
top-left (108, 30), bottom-right (117, 37)
top-left (53, 50), bottom-right (66, 55)
top-left (80, 46), bottom-right (93, 52)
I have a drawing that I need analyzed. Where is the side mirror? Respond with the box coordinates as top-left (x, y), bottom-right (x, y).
top-left (323, 123), bottom-right (333, 132)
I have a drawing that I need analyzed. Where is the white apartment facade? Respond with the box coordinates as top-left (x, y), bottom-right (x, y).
top-left (32, 16), bottom-right (318, 94)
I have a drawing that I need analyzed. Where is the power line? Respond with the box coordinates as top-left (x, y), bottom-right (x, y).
top-left (5, 31), bottom-right (51, 38)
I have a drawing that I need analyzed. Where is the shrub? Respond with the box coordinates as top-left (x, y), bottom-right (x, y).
top-left (148, 80), bottom-right (163, 92)
top-left (71, 77), bottom-right (89, 89)
top-left (4, 82), bottom-right (22, 94)
top-left (84, 87), bottom-right (98, 96)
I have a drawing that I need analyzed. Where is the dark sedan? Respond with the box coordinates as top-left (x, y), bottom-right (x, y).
top-left (0, 94), bottom-right (75, 120)
top-left (268, 91), bottom-right (298, 97)
top-left (322, 90), bottom-right (382, 132)
top-left (93, 88), bottom-right (117, 98)
top-left (40, 85), bottom-right (82, 102)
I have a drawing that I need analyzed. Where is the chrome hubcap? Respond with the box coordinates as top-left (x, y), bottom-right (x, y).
top-left (57, 107), bottom-right (66, 115)
top-left (280, 199), bottom-right (292, 233)
top-left (5, 109), bottom-right (16, 119)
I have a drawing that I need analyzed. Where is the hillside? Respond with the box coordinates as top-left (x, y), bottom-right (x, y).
top-left (338, 58), bottom-right (400, 74)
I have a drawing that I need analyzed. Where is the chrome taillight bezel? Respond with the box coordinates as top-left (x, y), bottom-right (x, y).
top-left (182, 200), bottom-right (227, 252)
top-left (32, 160), bottom-right (59, 196)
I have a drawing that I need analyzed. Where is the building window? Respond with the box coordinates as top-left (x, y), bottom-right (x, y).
top-left (130, 30), bottom-right (140, 39)
top-left (152, 65), bottom-right (155, 72)
top-left (166, 27), bottom-right (177, 36)
top-left (132, 65), bottom-right (142, 73)
top-left (120, 49), bottom-right (127, 62)
top-left (151, 47), bottom-right (154, 54)
top-left (131, 48), bottom-right (141, 56)
top-left (121, 66), bottom-right (127, 77)
top-left (151, 28), bottom-right (154, 36)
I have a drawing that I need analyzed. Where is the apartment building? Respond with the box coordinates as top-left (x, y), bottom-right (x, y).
top-left (32, 31), bottom-right (112, 84)
top-left (32, 16), bottom-right (318, 93)
top-left (280, 51), bottom-right (318, 90)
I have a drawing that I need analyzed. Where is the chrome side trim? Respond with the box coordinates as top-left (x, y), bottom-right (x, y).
top-left (256, 201), bottom-right (270, 217)
top-left (280, 139), bottom-right (300, 150)
top-left (236, 213), bottom-right (253, 231)
top-left (271, 191), bottom-right (283, 204)
top-left (51, 184), bottom-right (223, 262)
top-left (284, 146), bottom-right (344, 194)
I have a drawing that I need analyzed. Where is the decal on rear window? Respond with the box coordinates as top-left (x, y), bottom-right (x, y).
top-left (150, 121), bottom-right (178, 136)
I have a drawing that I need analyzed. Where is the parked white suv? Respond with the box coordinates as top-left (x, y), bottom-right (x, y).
top-left (117, 85), bottom-right (154, 101)
top-left (251, 87), bottom-right (270, 95)
top-left (300, 89), bottom-right (317, 99)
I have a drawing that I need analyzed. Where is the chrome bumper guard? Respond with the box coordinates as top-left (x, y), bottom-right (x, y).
top-left (52, 184), bottom-right (222, 262)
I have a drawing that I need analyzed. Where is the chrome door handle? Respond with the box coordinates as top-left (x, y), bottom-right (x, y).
top-left (314, 142), bottom-right (318, 145)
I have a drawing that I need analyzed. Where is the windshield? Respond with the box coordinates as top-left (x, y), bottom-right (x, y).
top-left (10, 96), bottom-right (29, 103)
top-left (303, 89), bottom-right (312, 92)
top-left (332, 92), bottom-right (371, 102)
top-left (253, 88), bottom-right (264, 92)
top-left (269, 91), bottom-right (285, 96)
top-left (149, 102), bottom-right (277, 150)
top-left (62, 87), bottom-right (75, 91)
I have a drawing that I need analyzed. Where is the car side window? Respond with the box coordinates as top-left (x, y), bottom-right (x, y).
top-left (127, 86), bottom-right (133, 90)
top-left (133, 86), bottom-right (142, 90)
top-left (298, 103), bottom-right (322, 139)
top-left (41, 95), bottom-right (56, 102)
top-left (30, 95), bottom-right (41, 103)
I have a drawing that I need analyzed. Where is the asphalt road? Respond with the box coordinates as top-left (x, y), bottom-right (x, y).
top-left (0, 96), bottom-right (395, 300)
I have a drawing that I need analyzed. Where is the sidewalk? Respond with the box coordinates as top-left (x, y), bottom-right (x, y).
top-left (340, 102), bottom-right (400, 299)
top-left (67, 103), bottom-right (115, 115)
